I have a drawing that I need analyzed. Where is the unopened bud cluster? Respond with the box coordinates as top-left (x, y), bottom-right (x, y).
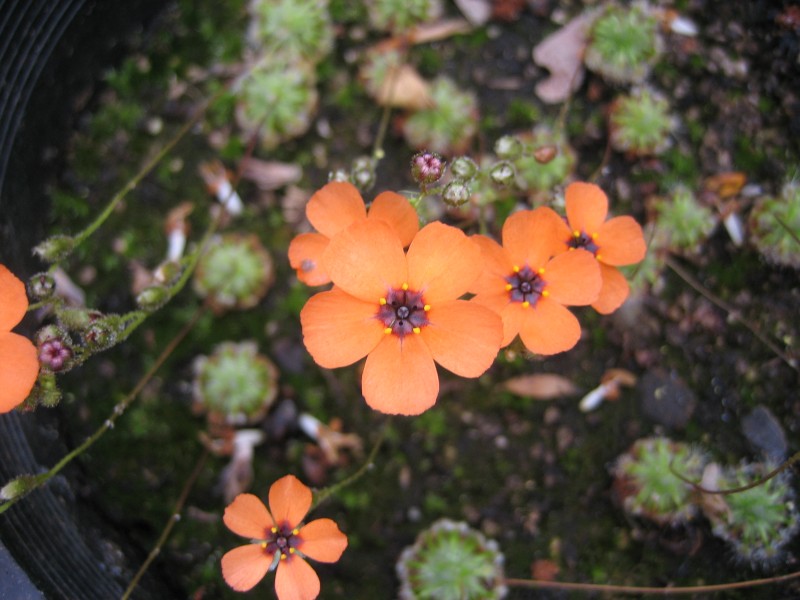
top-left (411, 151), bottom-right (446, 186)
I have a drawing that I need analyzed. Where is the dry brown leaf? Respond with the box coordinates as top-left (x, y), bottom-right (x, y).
top-left (703, 172), bottom-right (747, 199)
top-left (241, 157), bottom-right (303, 191)
top-left (502, 373), bottom-right (579, 399)
top-left (372, 62), bottom-right (433, 110)
top-left (531, 558), bottom-right (560, 581)
top-left (532, 13), bottom-right (592, 104)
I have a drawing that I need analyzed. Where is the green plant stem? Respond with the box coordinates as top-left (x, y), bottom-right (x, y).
top-left (311, 419), bottom-right (388, 509)
top-left (664, 255), bottom-right (797, 370)
top-left (505, 568), bottom-right (800, 595)
top-left (121, 446), bottom-right (210, 600)
top-left (0, 304), bottom-right (207, 515)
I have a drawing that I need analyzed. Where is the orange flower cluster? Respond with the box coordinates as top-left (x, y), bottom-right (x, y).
top-left (222, 475), bottom-right (347, 599)
top-left (0, 264), bottom-right (39, 413)
top-left (293, 181), bottom-right (645, 416)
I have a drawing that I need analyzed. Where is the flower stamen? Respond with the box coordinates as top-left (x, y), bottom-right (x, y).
top-left (505, 264), bottom-right (547, 308)
top-left (377, 286), bottom-right (429, 338)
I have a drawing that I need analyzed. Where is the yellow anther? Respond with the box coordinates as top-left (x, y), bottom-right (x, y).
top-left (538, 267), bottom-right (545, 275)
top-left (289, 548), bottom-right (296, 554)
top-left (513, 265), bottom-right (520, 273)
top-left (292, 528), bottom-right (299, 535)
top-left (280, 554), bottom-right (287, 561)
top-left (413, 327), bottom-right (421, 334)
top-left (591, 232), bottom-right (598, 240)
top-left (379, 297), bottom-right (387, 305)
top-left (271, 527), bottom-right (278, 534)
top-left (573, 230), bottom-right (581, 237)
top-left (384, 327), bottom-right (393, 335)
top-left (260, 542), bottom-right (268, 549)
top-left (505, 284), bottom-right (513, 291)
top-left (522, 301), bottom-right (530, 308)
top-left (423, 304), bottom-right (431, 312)
top-left (402, 282), bottom-right (409, 290)
top-left (596, 253), bottom-right (602, 261)
top-left (542, 290), bottom-right (550, 297)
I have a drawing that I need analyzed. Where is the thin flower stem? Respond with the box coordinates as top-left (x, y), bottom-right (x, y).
top-left (311, 419), bottom-right (389, 510)
top-left (504, 568), bottom-right (800, 594)
top-left (0, 304), bottom-right (207, 515)
top-left (121, 446), bottom-right (210, 600)
top-left (664, 255), bottom-right (797, 370)
top-left (671, 449), bottom-right (800, 495)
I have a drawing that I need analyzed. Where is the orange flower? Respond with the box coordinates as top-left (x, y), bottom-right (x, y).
top-left (0, 264), bottom-right (39, 413)
top-left (288, 181), bottom-right (419, 286)
top-left (470, 207), bottom-right (601, 355)
top-left (301, 219), bottom-right (503, 415)
top-left (556, 182), bottom-right (647, 314)
top-left (221, 475), bottom-right (347, 598)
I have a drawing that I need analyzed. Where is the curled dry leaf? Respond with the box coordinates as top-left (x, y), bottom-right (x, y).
top-left (531, 558), bottom-right (560, 581)
top-left (241, 157), bottom-right (303, 191)
top-left (579, 368), bottom-right (637, 412)
top-left (532, 13), bottom-right (592, 104)
top-left (502, 373), bottom-right (580, 400)
top-left (704, 172), bottom-right (747, 199)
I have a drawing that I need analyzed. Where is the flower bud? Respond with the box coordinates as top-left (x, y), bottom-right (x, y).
top-left (328, 169), bottom-right (349, 183)
top-left (34, 372), bottom-right (62, 407)
top-left (136, 285), bottom-right (170, 312)
top-left (350, 156), bottom-right (376, 191)
top-left (533, 144), bottom-right (559, 164)
top-left (489, 161), bottom-right (516, 187)
top-left (1, 475), bottom-right (38, 501)
top-left (27, 272), bottom-right (56, 300)
top-left (449, 156), bottom-right (478, 181)
top-left (83, 315), bottom-right (120, 352)
top-left (33, 235), bottom-right (76, 263)
top-left (410, 151), bottom-right (446, 185)
top-left (57, 308), bottom-right (103, 331)
top-left (442, 181), bottom-right (471, 207)
top-left (37, 329), bottom-right (74, 372)
top-left (494, 135), bottom-right (522, 160)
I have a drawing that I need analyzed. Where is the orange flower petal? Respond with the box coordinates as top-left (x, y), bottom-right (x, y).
top-left (407, 222), bottom-right (481, 303)
top-left (503, 207), bottom-right (567, 269)
top-left (367, 191), bottom-right (419, 247)
top-left (592, 263), bottom-right (630, 314)
top-left (0, 264), bottom-right (28, 332)
top-left (269, 475), bottom-right (312, 530)
top-left (306, 182), bottom-right (366, 238)
top-left (0, 333), bottom-right (39, 413)
top-left (288, 233), bottom-right (332, 286)
top-left (275, 555), bottom-right (320, 600)
top-left (471, 234), bottom-right (512, 280)
top-left (471, 295), bottom-right (521, 347)
top-left (323, 220), bottom-right (407, 301)
top-left (543, 249), bottom-right (601, 306)
top-left (565, 182), bottom-right (608, 234)
top-left (221, 544), bottom-right (274, 592)
top-left (518, 299), bottom-right (582, 355)
top-left (362, 334), bottom-right (438, 415)
top-left (300, 288), bottom-right (384, 368)
top-left (596, 216), bottom-right (647, 266)
top-left (224, 493), bottom-right (274, 539)
top-left (422, 300), bottom-right (502, 377)
top-left (297, 518), bottom-right (348, 563)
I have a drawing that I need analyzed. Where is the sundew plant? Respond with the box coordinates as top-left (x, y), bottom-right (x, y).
top-left (1, 1), bottom-right (799, 599)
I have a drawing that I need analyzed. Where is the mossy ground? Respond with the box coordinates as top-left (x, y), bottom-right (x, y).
top-left (37, 1), bottom-right (800, 598)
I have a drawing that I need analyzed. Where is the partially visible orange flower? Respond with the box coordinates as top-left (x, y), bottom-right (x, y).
top-left (301, 219), bottom-right (503, 415)
top-left (555, 182), bottom-right (647, 314)
top-left (470, 207), bottom-right (601, 355)
top-left (221, 475), bottom-right (347, 599)
top-left (288, 181), bottom-right (419, 286)
top-left (0, 264), bottom-right (39, 413)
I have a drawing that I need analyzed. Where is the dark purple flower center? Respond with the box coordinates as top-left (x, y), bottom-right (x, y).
top-left (506, 265), bottom-right (547, 307)
top-left (263, 523), bottom-right (300, 559)
top-left (568, 230), bottom-right (599, 255)
top-left (377, 285), bottom-right (430, 338)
